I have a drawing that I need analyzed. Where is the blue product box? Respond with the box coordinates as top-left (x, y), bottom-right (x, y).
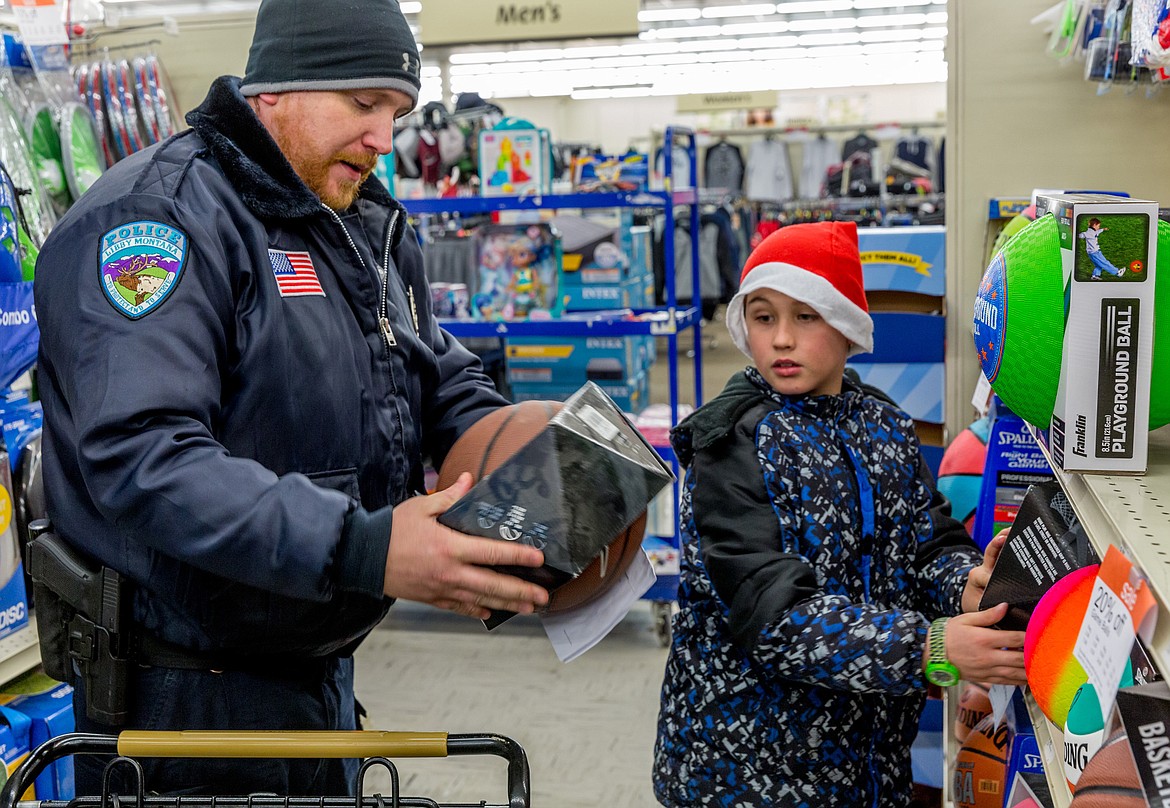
top-left (0, 673), bottom-right (74, 800)
top-left (0, 703), bottom-right (32, 799)
top-left (857, 225), bottom-right (946, 297)
top-left (971, 398), bottom-right (1054, 551)
top-left (628, 225), bottom-right (651, 277)
top-left (846, 362), bottom-right (945, 424)
top-left (562, 276), bottom-right (645, 312)
top-left (505, 336), bottom-right (647, 386)
top-left (511, 370), bottom-right (649, 415)
top-left (0, 448), bottom-right (28, 641)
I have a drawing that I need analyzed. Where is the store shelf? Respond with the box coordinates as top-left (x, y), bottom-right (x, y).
top-left (988, 197), bottom-right (1032, 219)
top-left (1023, 692), bottom-right (1073, 808)
top-left (439, 307), bottom-right (700, 339)
top-left (0, 622), bottom-right (40, 687)
top-left (401, 189), bottom-right (698, 216)
top-left (1028, 424), bottom-right (1170, 679)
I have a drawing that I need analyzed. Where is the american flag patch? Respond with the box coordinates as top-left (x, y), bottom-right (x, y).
top-left (269, 249), bottom-right (325, 297)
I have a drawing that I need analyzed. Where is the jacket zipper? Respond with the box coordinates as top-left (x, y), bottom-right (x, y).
top-left (322, 205), bottom-right (400, 355)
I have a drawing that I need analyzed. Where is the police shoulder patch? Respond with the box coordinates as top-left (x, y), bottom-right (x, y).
top-left (99, 220), bottom-right (189, 319)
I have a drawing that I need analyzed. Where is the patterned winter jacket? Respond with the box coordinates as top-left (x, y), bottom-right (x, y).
top-left (653, 368), bottom-right (980, 808)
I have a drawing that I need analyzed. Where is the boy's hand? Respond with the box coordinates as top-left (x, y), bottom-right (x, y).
top-left (944, 603), bottom-right (1028, 686)
top-left (962, 528), bottom-right (1010, 613)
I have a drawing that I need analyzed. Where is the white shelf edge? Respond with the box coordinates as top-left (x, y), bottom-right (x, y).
top-left (1027, 424), bottom-right (1170, 680)
top-left (1023, 691), bottom-right (1073, 808)
top-left (0, 621), bottom-right (39, 686)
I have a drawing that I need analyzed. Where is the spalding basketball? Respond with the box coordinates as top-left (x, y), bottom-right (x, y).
top-left (437, 401), bottom-right (648, 613)
top-left (1069, 729), bottom-right (1145, 808)
top-left (953, 682), bottom-right (993, 745)
top-left (1024, 564), bottom-right (1098, 730)
top-left (953, 714), bottom-right (1012, 808)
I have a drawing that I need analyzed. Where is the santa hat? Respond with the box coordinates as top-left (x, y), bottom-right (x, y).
top-left (726, 220), bottom-right (873, 358)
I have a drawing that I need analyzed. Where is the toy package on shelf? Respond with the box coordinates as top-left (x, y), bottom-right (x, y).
top-left (472, 223), bottom-right (563, 321)
top-left (571, 153), bottom-right (649, 193)
top-left (478, 124), bottom-right (549, 197)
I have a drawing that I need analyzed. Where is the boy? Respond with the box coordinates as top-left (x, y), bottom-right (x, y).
top-left (653, 221), bottom-right (1027, 807)
top-left (1079, 217), bottom-right (1125, 279)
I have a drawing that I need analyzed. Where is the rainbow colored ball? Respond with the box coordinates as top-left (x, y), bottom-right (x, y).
top-left (1024, 564), bottom-right (1099, 730)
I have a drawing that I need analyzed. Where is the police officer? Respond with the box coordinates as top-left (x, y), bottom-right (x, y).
top-left (34, 0), bottom-right (548, 795)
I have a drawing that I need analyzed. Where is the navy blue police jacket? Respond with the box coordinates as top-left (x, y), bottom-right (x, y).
top-left (34, 76), bottom-right (508, 658)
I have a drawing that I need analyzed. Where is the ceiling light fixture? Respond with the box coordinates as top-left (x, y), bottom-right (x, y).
top-left (637, 7), bottom-right (702, 21)
top-left (700, 3), bottom-right (777, 17)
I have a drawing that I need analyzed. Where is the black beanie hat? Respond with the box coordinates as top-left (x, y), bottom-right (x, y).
top-left (240, 0), bottom-right (421, 109)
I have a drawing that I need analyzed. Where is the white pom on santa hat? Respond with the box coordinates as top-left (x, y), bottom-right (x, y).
top-left (726, 220), bottom-right (874, 357)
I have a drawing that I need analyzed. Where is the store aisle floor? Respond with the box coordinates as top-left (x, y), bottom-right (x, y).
top-left (354, 601), bottom-right (670, 808)
top-left (353, 312), bottom-right (738, 807)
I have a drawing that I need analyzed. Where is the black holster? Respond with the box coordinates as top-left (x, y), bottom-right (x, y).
top-left (26, 520), bottom-right (132, 726)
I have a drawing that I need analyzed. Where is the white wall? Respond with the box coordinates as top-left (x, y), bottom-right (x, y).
top-left (945, 0), bottom-right (1170, 436)
top-left (452, 83), bottom-right (945, 153)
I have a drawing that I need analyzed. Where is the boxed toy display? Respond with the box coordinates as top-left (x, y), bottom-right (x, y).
top-left (478, 127), bottom-right (548, 197)
top-left (472, 223), bottom-right (563, 321)
top-left (1034, 193), bottom-right (1158, 473)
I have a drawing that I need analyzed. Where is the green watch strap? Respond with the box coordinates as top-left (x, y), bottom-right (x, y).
top-left (925, 617), bottom-right (960, 687)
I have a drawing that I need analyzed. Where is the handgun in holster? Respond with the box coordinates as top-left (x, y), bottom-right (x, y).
top-left (26, 519), bottom-right (132, 725)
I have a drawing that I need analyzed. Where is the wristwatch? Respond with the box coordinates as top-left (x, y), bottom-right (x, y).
top-left (925, 616), bottom-right (960, 687)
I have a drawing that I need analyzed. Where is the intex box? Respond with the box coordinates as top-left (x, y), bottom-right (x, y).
top-left (1034, 193), bottom-right (1158, 473)
top-left (438, 382), bottom-right (674, 626)
top-left (0, 672), bottom-right (74, 800)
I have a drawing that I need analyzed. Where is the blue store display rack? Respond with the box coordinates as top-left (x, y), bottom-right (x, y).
top-left (401, 127), bottom-right (704, 645)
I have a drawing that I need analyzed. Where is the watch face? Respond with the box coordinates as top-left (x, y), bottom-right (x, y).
top-left (926, 664), bottom-right (959, 688)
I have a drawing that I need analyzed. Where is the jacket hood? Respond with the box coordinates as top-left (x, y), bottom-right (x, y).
top-left (186, 76), bottom-right (402, 229)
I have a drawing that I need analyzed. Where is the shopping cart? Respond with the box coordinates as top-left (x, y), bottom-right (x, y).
top-left (0, 731), bottom-right (530, 808)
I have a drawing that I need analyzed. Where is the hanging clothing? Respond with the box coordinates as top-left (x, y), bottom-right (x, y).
top-left (842, 132), bottom-right (878, 162)
top-left (799, 135), bottom-right (838, 200)
top-left (893, 135), bottom-right (935, 174)
top-left (745, 138), bottom-right (794, 203)
top-left (654, 145), bottom-right (694, 189)
top-left (936, 136), bottom-right (946, 193)
top-left (703, 140), bottom-right (745, 193)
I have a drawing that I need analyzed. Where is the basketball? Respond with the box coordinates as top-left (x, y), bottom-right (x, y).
top-left (953, 714), bottom-right (1012, 808)
top-left (437, 401), bottom-right (648, 613)
top-left (1023, 564), bottom-right (1098, 730)
top-left (954, 682), bottom-right (993, 744)
top-left (1069, 729), bottom-right (1145, 808)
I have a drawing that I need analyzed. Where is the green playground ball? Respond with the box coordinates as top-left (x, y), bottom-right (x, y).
top-left (1150, 220), bottom-right (1170, 429)
top-left (973, 214), bottom-right (1065, 427)
top-left (974, 215), bottom-right (1170, 430)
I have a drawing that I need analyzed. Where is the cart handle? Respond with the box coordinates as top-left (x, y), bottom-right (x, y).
top-left (0, 732), bottom-right (530, 808)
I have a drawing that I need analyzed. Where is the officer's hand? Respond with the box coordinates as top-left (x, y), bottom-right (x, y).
top-left (384, 472), bottom-right (550, 620)
top-left (945, 603), bottom-right (1028, 686)
top-left (961, 528), bottom-right (1009, 613)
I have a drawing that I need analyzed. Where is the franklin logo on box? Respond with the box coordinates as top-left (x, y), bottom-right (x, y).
top-left (439, 382), bottom-right (674, 627)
